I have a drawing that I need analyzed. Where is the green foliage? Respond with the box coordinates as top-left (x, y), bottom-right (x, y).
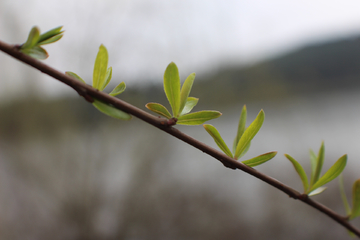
top-left (308, 154), bottom-right (347, 193)
top-left (177, 111), bottom-right (222, 125)
top-left (339, 175), bottom-right (352, 216)
top-left (234, 109), bottom-right (264, 159)
top-left (340, 177), bottom-right (360, 221)
top-left (20, 26), bottom-right (63, 59)
top-left (241, 151), bottom-right (277, 167)
top-left (146, 62), bottom-right (221, 125)
top-left (145, 103), bottom-right (172, 119)
top-left (351, 179), bottom-right (360, 220)
top-left (66, 44), bottom-right (131, 120)
top-left (92, 99), bottom-right (131, 120)
top-left (93, 45), bottom-right (109, 90)
top-left (285, 143), bottom-right (347, 196)
top-left (310, 142), bottom-right (325, 186)
top-left (285, 154), bottom-right (309, 191)
top-left (203, 124), bottom-right (233, 158)
top-left (339, 177), bottom-right (360, 237)
top-left (233, 105), bottom-right (247, 154)
top-left (203, 105), bottom-right (277, 167)
top-left (163, 62), bottom-right (181, 117)
top-left (109, 82), bottom-right (126, 97)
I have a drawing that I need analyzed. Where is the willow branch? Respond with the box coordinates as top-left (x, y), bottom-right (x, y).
top-left (0, 40), bottom-right (359, 237)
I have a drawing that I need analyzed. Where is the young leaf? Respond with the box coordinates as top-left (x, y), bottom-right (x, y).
top-left (233, 105), bottom-right (247, 154)
top-left (38, 34), bottom-right (63, 45)
top-left (21, 26), bottom-right (40, 49)
top-left (177, 110), bottom-right (221, 125)
top-left (99, 67), bottom-right (113, 91)
top-left (285, 154), bottom-right (309, 192)
top-left (234, 110), bottom-right (264, 159)
top-left (92, 99), bottom-right (131, 120)
top-left (309, 149), bottom-right (317, 184)
top-left (109, 82), bottom-right (126, 97)
top-left (203, 124), bottom-right (233, 158)
top-left (308, 186), bottom-right (327, 196)
top-left (242, 151), bottom-right (277, 167)
top-left (93, 44), bottom-right (108, 90)
top-left (38, 26), bottom-right (63, 45)
top-left (163, 62), bottom-right (181, 117)
top-left (180, 97), bottom-right (198, 116)
top-left (179, 73), bottom-right (195, 115)
top-left (350, 179), bottom-right (360, 219)
top-left (238, 142), bottom-right (251, 159)
top-left (65, 71), bottom-right (86, 84)
top-left (308, 154), bottom-right (347, 194)
top-left (311, 141), bottom-right (325, 186)
top-left (21, 46), bottom-right (48, 60)
top-left (339, 174), bottom-right (352, 216)
top-left (145, 103), bottom-right (172, 119)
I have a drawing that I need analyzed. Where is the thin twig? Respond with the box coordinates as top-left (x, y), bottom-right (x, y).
top-left (0, 40), bottom-right (359, 237)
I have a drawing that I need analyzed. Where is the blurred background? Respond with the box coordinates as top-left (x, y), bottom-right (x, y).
top-left (1, 0), bottom-right (360, 239)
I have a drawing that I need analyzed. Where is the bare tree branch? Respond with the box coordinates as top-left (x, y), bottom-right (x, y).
top-left (0, 39), bottom-right (359, 237)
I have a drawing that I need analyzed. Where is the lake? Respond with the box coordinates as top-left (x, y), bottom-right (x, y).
top-left (1, 89), bottom-right (360, 239)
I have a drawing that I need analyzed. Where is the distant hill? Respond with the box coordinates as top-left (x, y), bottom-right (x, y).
top-left (188, 35), bottom-right (360, 106)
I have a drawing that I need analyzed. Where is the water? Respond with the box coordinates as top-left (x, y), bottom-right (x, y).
top-left (1, 90), bottom-right (360, 239)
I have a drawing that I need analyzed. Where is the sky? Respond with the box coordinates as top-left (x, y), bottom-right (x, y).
top-left (1, 0), bottom-right (360, 98)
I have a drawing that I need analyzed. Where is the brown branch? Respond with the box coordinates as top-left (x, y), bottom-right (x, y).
top-left (0, 39), bottom-right (359, 237)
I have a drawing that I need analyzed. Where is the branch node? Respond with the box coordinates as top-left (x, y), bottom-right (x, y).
top-left (13, 44), bottom-right (21, 50)
top-left (167, 117), bottom-right (177, 126)
top-left (76, 88), bottom-right (94, 103)
top-left (298, 193), bottom-right (308, 201)
top-left (221, 160), bottom-right (237, 170)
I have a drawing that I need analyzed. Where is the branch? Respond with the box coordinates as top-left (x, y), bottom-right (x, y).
top-left (0, 40), bottom-right (359, 237)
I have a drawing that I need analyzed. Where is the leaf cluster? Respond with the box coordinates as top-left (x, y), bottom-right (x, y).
top-left (204, 105), bottom-right (277, 167)
top-left (20, 26), bottom-right (63, 59)
top-left (146, 62), bottom-right (221, 125)
top-left (339, 176), bottom-right (360, 222)
top-left (285, 142), bottom-right (347, 196)
top-left (66, 45), bottom-right (131, 120)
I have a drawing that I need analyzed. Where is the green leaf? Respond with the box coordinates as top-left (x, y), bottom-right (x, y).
top-left (65, 71), bottom-right (86, 84)
top-left (100, 67), bottom-right (112, 91)
top-left (92, 99), bottom-right (131, 120)
top-left (285, 154), bottom-right (309, 192)
top-left (203, 124), bottom-right (233, 158)
top-left (180, 97), bottom-right (198, 116)
top-left (309, 149), bottom-right (317, 184)
top-left (164, 62), bottom-right (181, 117)
top-left (233, 105), bottom-right (247, 154)
top-left (177, 110), bottom-right (222, 125)
top-left (350, 179), bottom-right (360, 219)
top-left (93, 44), bottom-right (108, 90)
top-left (21, 26), bottom-right (40, 49)
top-left (311, 141), bottom-right (325, 187)
top-left (21, 46), bottom-right (48, 60)
top-left (308, 186), bottom-right (327, 196)
top-left (238, 142), bottom-right (251, 159)
top-left (37, 34), bottom-right (63, 45)
top-left (38, 26), bottom-right (63, 45)
top-left (109, 81), bottom-right (126, 97)
top-left (179, 73), bottom-right (195, 115)
top-left (242, 151), bottom-right (277, 167)
top-left (308, 154), bottom-right (347, 194)
top-left (234, 110), bottom-right (264, 159)
top-left (145, 103), bottom-right (172, 119)
top-left (339, 174), bottom-right (352, 216)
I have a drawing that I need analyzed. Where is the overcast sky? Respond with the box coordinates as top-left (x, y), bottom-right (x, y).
top-left (1, 0), bottom-right (360, 98)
